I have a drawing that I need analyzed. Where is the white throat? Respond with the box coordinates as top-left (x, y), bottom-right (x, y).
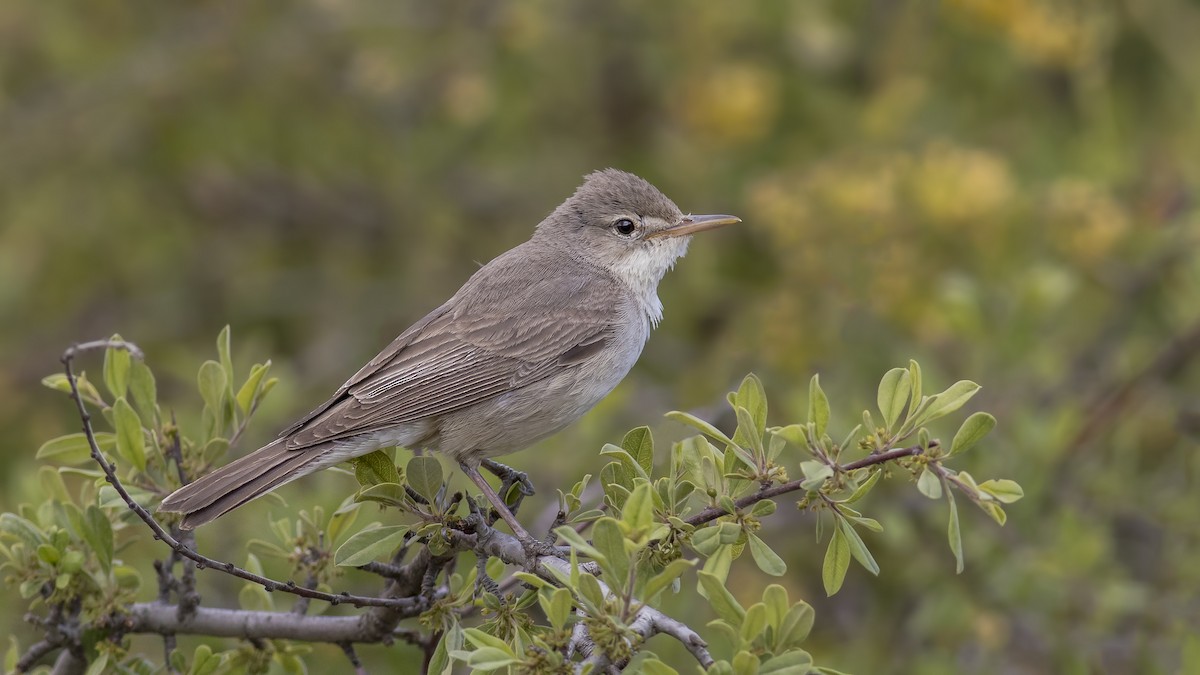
top-left (609, 236), bottom-right (691, 328)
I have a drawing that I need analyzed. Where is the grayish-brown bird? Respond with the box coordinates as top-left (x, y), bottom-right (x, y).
top-left (159, 169), bottom-right (739, 544)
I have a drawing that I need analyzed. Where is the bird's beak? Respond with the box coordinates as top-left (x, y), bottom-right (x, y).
top-left (646, 214), bottom-right (741, 239)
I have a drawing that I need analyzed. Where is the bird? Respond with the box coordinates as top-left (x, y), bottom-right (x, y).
top-left (158, 169), bottom-right (740, 547)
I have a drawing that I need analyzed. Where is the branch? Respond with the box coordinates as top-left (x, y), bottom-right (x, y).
top-left (458, 520), bottom-right (714, 669)
top-left (60, 340), bottom-right (422, 611)
top-left (684, 442), bottom-right (931, 527)
top-left (120, 603), bottom-right (424, 642)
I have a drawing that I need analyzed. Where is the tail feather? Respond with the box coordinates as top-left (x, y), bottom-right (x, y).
top-left (158, 439), bottom-right (333, 529)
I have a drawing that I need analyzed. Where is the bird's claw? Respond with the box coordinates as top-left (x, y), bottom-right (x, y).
top-left (481, 459), bottom-right (535, 516)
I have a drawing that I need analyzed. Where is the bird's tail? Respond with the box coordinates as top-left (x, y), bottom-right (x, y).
top-left (158, 438), bottom-right (332, 530)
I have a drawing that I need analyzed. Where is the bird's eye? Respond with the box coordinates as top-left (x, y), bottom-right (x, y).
top-left (613, 218), bottom-right (637, 237)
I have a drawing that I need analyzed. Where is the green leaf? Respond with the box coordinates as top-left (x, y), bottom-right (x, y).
top-left (920, 380), bottom-right (981, 424)
top-left (808, 374), bottom-right (830, 437)
top-left (735, 373), bottom-right (768, 435)
top-left (353, 450), bottom-right (402, 487)
top-left (84, 653), bottom-right (109, 675)
top-left (112, 397), bottom-right (147, 473)
top-left (103, 336), bottom-right (131, 399)
top-left (407, 456), bottom-right (443, 501)
top-left (732, 405), bottom-right (764, 465)
top-left (334, 525), bottom-right (409, 567)
top-left (917, 468), bottom-right (942, 499)
top-left (947, 489), bottom-right (964, 574)
top-left (129, 359), bottom-right (158, 425)
top-left (621, 482), bottom-right (654, 533)
top-left (907, 360), bottom-right (923, 413)
top-left (837, 517), bottom-right (879, 576)
top-left (465, 647), bottom-right (517, 670)
top-left (642, 558), bottom-right (695, 600)
top-left (591, 517), bottom-right (630, 584)
top-left (639, 659), bottom-right (679, 675)
top-left (748, 533), bottom-right (787, 576)
top-left (576, 569), bottom-right (606, 612)
top-left (760, 650), bottom-right (814, 674)
top-left (978, 479), bottom-right (1023, 503)
top-left (197, 360), bottom-right (227, 422)
top-left (540, 587), bottom-right (573, 630)
top-left (799, 460), bottom-right (833, 491)
top-left (698, 571), bottom-right (745, 625)
top-left (843, 469), bottom-right (881, 504)
top-left (83, 505), bottom-right (113, 573)
top-left (740, 602), bottom-right (769, 644)
top-left (462, 628), bottom-right (512, 652)
top-left (236, 361), bottom-right (271, 415)
top-left (949, 412), bottom-right (996, 456)
top-left (37, 433), bottom-right (116, 465)
top-left (622, 426), bottom-right (655, 476)
top-left (701, 544), bottom-right (734, 586)
top-left (664, 410), bottom-right (735, 447)
top-left (777, 602), bottom-right (816, 648)
top-left (877, 367), bottom-right (911, 431)
top-left (822, 527), bottom-right (850, 596)
top-left (216, 325), bottom-right (235, 397)
top-left (552, 526), bottom-right (604, 560)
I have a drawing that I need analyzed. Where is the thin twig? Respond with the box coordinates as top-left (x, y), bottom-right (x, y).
top-left (61, 340), bottom-right (421, 611)
top-left (684, 442), bottom-right (931, 527)
top-left (15, 639), bottom-right (58, 672)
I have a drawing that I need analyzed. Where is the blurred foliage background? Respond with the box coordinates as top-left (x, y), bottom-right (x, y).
top-left (3, 0), bottom-right (1199, 673)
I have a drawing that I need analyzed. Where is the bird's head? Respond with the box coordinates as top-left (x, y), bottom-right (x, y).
top-left (535, 169), bottom-right (740, 289)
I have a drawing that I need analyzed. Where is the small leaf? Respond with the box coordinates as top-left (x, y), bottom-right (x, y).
top-left (37, 433), bottom-right (116, 465)
top-left (877, 367), bottom-right (911, 430)
top-left (808, 374), bottom-right (830, 437)
top-left (740, 602), bottom-right (769, 644)
top-left (129, 359), bottom-right (158, 425)
top-left (822, 527), bottom-right (850, 596)
top-left (664, 410), bottom-right (735, 447)
top-left (113, 397), bottom-right (147, 473)
top-left (465, 648), bottom-right (517, 669)
top-left (736, 373), bottom-right (768, 435)
top-left (353, 450), bottom-right (402, 487)
top-left (197, 360), bottom-right (226, 424)
top-left (334, 525), bottom-right (409, 567)
top-left (621, 482), bottom-right (654, 533)
top-left (462, 628), bottom-right (512, 652)
top-left (917, 468), bottom-right (942, 499)
top-left (407, 456), bottom-right (443, 501)
top-left (642, 558), bottom-right (695, 600)
top-left (216, 325), bottom-right (235, 396)
top-left (103, 336), bottom-right (131, 399)
top-left (591, 517), bottom-right (630, 584)
top-left (760, 650), bottom-right (814, 674)
top-left (920, 380), bottom-right (981, 424)
top-left (837, 517), bottom-right (879, 576)
top-left (947, 489), bottom-right (964, 574)
top-left (978, 479), bottom-right (1023, 503)
top-left (622, 426), bottom-right (655, 476)
top-left (748, 533), bottom-right (787, 576)
top-left (949, 412), bottom-right (996, 456)
top-left (639, 659), bottom-right (679, 675)
top-left (698, 571), bottom-right (745, 625)
top-left (236, 361), bottom-right (271, 415)
top-left (83, 505), bottom-right (113, 573)
top-left (541, 587), bottom-right (573, 630)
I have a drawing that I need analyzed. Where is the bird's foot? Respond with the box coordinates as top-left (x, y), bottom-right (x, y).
top-left (481, 458), bottom-right (535, 516)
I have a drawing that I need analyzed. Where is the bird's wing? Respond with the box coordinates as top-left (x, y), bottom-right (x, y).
top-left (279, 253), bottom-right (620, 450)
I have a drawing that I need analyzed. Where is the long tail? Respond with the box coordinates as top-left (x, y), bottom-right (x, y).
top-left (158, 438), bottom-right (333, 530)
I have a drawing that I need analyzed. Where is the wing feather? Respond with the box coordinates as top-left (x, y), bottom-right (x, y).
top-left (280, 244), bottom-right (621, 450)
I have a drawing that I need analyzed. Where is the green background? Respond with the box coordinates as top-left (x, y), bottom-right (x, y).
top-left (3, 1), bottom-right (1198, 673)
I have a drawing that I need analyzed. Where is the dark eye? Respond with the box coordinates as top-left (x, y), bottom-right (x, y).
top-left (613, 218), bottom-right (637, 236)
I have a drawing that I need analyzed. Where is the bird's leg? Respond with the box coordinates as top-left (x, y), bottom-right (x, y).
top-left (459, 461), bottom-right (557, 558)
top-left (480, 458), bottom-right (535, 516)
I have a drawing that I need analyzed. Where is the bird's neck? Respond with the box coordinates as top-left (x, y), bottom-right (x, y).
top-left (607, 238), bottom-right (690, 328)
